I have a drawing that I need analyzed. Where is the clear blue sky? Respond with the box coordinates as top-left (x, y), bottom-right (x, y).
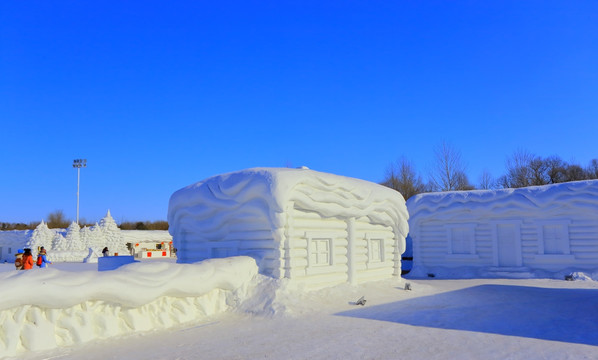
top-left (1, 1), bottom-right (597, 224)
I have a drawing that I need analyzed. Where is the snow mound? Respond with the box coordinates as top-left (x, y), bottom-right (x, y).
top-left (0, 257), bottom-right (258, 358)
top-left (566, 272), bottom-right (594, 281)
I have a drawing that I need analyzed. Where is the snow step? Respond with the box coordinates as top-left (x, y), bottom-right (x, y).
top-left (487, 267), bottom-right (531, 272)
top-left (484, 267), bottom-right (534, 278)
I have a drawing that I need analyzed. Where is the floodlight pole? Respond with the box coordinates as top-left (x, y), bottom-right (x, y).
top-left (73, 159), bottom-right (87, 225)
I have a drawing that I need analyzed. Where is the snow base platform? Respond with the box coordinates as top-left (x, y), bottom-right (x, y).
top-left (98, 256), bottom-right (139, 271)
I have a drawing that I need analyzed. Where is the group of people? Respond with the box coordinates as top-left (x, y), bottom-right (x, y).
top-left (14, 246), bottom-right (110, 270)
top-left (14, 246), bottom-right (52, 270)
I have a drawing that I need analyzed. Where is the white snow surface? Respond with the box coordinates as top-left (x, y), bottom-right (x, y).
top-left (168, 167), bottom-right (409, 260)
top-left (3, 260), bottom-right (598, 360)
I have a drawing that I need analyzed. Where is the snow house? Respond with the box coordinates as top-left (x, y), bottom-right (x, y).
top-left (406, 180), bottom-right (598, 278)
top-left (167, 167), bottom-right (409, 288)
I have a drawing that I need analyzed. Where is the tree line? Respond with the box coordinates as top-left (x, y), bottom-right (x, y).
top-left (0, 210), bottom-right (169, 231)
top-left (381, 142), bottom-right (598, 200)
top-left (119, 220), bottom-right (169, 230)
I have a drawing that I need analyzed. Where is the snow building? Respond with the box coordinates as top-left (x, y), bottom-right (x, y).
top-left (407, 180), bottom-right (598, 278)
top-left (0, 230), bottom-right (31, 264)
top-left (168, 167), bottom-right (409, 288)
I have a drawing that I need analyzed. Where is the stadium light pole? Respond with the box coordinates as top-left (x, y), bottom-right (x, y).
top-left (72, 159), bottom-right (87, 225)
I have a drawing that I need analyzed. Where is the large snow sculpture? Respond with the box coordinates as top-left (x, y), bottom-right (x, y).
top-left (407, 180), bottom-right (598, 278)
top-left (99, 210), bottom-right (129, 255)
top-left (25, 220), bottom-right (54, 251)
top-left (0, 211), bottom-right (133, 262)
top-left (168, 167), bottom-right (409, 288)
top-left (64, 222), bottom-right (84, 251)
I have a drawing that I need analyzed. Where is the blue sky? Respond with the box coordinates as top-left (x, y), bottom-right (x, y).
top-left (1, 1), bottom-right (597, 224)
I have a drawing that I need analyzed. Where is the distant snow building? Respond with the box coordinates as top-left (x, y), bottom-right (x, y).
top-left (168, 167), bottom-right (409, 288)
top-left (407, 180), bottom-right (598, 278)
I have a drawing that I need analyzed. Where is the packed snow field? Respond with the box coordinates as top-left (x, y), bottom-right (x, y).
top-left (2, 259), bottom-right (597, 360)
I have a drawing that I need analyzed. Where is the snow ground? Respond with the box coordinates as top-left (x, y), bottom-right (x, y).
top-left (3, 261), bottom-right (597, 360)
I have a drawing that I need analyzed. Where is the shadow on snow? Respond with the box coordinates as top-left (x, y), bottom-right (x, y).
top-left (336, 284), bottom-right (598, 346)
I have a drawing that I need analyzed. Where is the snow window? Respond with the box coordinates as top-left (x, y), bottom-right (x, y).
top-left (447, 225), bottom-right (476, 255)
top-left (310, 239), bottom-right (331, 266)
top-left (369, 239), bottom-right (383, 262)
top-left (305, 232), bottom-right (336, 268)
top-left (364, 232), bottom-right (391, 269)
top-left (537, 221), bottom-right (571, 255)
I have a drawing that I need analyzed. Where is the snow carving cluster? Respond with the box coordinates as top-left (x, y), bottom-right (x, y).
top-left (0, 257), bottom-right (259, 358)
top-left (19, 211), bottom-right (128, 262)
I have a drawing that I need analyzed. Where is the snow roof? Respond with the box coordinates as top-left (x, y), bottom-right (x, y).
top-left (407, 180), bottom-right (598, 223)
top-left (168, 167), bottom-right (409, 239)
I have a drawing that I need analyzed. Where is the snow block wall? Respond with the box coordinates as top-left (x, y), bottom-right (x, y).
top-left (97, 255), bottom-right (138, 271)
top-left (168, 167), bottom-right (409, 289)
top-left (407, 180), bottom-right (598, 278)
top-left (0, 257), bottom-right (258, 358)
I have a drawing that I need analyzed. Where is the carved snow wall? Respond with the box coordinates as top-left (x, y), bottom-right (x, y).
top-left (168, 167), bottom-right (409, 288)
top-left (407, 180), bottom-right (598, 278)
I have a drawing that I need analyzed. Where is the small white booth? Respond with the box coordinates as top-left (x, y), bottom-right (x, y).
top-left (133, 241), bottom-right (174, 259)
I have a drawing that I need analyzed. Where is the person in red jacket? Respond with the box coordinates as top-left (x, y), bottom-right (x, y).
top-left (22, 248), bottom-right (34, 270)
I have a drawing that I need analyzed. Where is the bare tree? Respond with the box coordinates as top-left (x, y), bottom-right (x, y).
top-left (565, 163), bottom-right (586, 181)
top-left (529, 157), bottom-right (549, 186)
top-left (478, 169), bottom-right (495, 190)
top-left (456, 170), bottom-right (475, 190)
top-left (380, 157), bottom-right (426, 200)
top-left (429, 141), bottom-right (471, 191)
top-left (586, 159), bottom-right (598, 179)
top-left (47, 209), bottom-right (70, 229)
top-left (500, 152), bottom-right (596, 189)
top-left (500, 149), bottom-right (535, 188)
top-left (544, 155), bottom-right (567, 184)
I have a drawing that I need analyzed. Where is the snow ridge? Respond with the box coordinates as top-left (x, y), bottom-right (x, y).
top-left (0, 257), bottom-right (258, 357)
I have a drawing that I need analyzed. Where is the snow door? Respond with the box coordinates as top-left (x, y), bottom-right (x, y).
top-left (494, 222), bottom-right (522, 267)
